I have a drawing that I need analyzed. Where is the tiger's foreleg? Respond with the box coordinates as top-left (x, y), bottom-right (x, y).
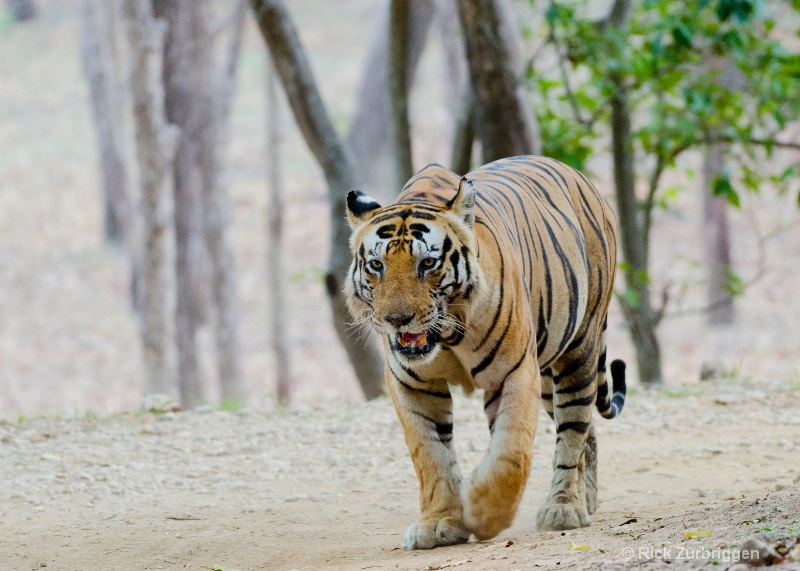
top-left (387, 368), bottom-right (471, 550)
top-left (536, 346), bottom-right (598, 531)
top-left (463, 354), bottom-right (540, 540)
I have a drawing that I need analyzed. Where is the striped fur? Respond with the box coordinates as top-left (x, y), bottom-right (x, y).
top-left (345, 156), bottom-right (626, 549)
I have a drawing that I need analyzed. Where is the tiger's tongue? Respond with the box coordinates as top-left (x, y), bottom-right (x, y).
top-left (399, 332), bottom-right (427, 348)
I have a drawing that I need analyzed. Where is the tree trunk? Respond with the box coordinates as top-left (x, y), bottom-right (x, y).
top-left (7, 0), bottom-right (36, 21)
top-left (700, 55), bottom-right (741, 327)
top-left (433, 0), bottom-right (469, 111)
top-left (203, 0), bottom-right (246, 403)
top-left (79, 0), bottom-right (139, 256)
top-left (123, 0), bottom-right (179, 398)
top-left (702, 143), bottom-right (735, 325)
top-left (608, 0), bottom-right (663, 386)
top-left (154, 0), bottom-right (213, 406)
top-left (456, 0), bottom-right (541, 163)
top-left (434, 0), bottom-right (471, 169)
top-left (250, 0), bottom-right (386, 400)
top-left (266, 55), bottom-right (291, 404)
top-left (345, 0), bottom-right (434, 203)
top-left (450, 85), bottom-right (475, 175)
top-left (388, 0), bottom-right (414, 189)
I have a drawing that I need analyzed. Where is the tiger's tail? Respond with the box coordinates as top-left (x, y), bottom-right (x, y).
top-left (596, 358), bottom-right (626, 419)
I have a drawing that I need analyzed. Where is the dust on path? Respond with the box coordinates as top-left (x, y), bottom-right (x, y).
top-left (1, 377), bottom-right (799, 571)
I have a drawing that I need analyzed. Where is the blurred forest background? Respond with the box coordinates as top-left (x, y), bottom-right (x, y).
top-left (0, 0), bottom-right (798, 416)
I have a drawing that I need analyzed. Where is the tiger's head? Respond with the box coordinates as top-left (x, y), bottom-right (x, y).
top-left (344, 177), bottom-right (479, 365)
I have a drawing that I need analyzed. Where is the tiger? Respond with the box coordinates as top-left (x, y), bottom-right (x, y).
top-left (344, 155), bottom-right (627, 550)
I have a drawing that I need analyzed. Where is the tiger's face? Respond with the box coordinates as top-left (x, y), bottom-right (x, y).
top-left (344, 179), bottom-right (478, 365)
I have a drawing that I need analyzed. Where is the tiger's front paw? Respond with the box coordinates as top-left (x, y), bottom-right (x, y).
top-left (536, 500), bottom-right (591, 531)
top-left (403, 516), bottom-right (471, 550)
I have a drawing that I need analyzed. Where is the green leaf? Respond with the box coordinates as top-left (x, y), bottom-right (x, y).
top-left (671, 23), bottom-right (693, 48)
top-left (624, 286), bottom-right (639, 309)
top-left (716, 0), bottom-right (755, 22)
top-left (712, 173), bottom-right (741, 208)
top-left (723, 268), bottom-right (745, 297)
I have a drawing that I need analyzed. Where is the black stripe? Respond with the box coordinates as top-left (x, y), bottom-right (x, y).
top-left (449, 250), bottom-right (460, 285)
top-left (557, 394), bottom-right (596, 408)
top-left (389, 365), bottom-right (451, 399)
top-left (435, 422), bottom-right (453, 435)
top-left (397, 360), bottom-right (424, 383)
top-left (484, 389), bottom-right (502, 410)
top-left (473, 219), bottom-right (505, 351)
top-left (553, 357), bottom-right (585, 383)
top-left (395, 377), bottom-right (451, 399)
top-left (410, 408), bottom-right (454, 438)
top-left (556, 421), bottom-right (591, 434)
top-left (369, 209), bottom-right (436, 225)
top-left (471, 307), bottom-right (513, 377)
top-left (555, 374), bottom-right (595, 394)
top-left (441, 236), bottom-right (453, 257)
top-left (598, 349), bottom-right (607, 373)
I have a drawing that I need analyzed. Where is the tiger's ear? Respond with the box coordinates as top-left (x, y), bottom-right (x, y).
top-left (447, 177), bottom-right (476, 226)
top-left (346, 190), bottom-right (381, 229)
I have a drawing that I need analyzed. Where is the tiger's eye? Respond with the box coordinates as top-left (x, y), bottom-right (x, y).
top-left (369, 259), bottom-right (383, 272)
top-left (421, 257), bottom-right (437, 269)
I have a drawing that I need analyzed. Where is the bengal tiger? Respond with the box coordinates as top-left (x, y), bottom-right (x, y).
top-left (344, 155), bottom-right (626, 550)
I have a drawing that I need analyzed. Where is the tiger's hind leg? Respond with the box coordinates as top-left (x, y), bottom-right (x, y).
top-left (536, 337), bottom-right (600, 531)
top-left (542, 367), bottom-right (597, 516)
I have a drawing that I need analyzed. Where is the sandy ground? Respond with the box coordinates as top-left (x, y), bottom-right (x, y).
top-left (2, 376), bottom-right (800, 571)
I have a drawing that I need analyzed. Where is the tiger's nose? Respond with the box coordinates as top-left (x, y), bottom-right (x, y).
top-left (384, 312), bottom-right (414, 327)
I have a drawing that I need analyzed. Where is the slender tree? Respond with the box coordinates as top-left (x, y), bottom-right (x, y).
top-left (250, 0), bottom-right (385, 400)
top-left (450, 86), bottom-right (475, 174)
top-left (123, 0), bottom-right (179, 398)
top-left (153, 0), bottom-right (214, 405)
top-left (203, 0), bottom-right (247, 403)
top-left (388, 0), bottom-right (414, 188)
top-left (456, 0), bottom-right (541, 162)
top-left (433, 0), bottom-right (473, 173)
top-left (701, 57), bottom-right (745, 326)
top-left (79, 0), bottom-right (138, 255)
top-left (606, 0), bottom-right (663, 386)
top-left (702, 143), bottom-right (735, 325)
top-left (7, 0), bottom-right (36, 21)
top-left (346, 0), bottom-right (434, 203)
top-left (266, 54), bottom-right (291, 403)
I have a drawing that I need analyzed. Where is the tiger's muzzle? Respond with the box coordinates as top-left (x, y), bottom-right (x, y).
top-left (392, 329), bottom-right (441, 359)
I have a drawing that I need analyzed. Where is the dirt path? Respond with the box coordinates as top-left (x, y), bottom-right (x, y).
top-left (2, 377), bottom-right (800, 571)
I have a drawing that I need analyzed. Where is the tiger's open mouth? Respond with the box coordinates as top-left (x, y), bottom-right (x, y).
top-left (393, 330), bottom-right (440, 358)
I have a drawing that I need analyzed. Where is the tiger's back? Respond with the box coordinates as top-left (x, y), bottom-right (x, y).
top-left (398, 155), bottom-right (617, 374)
